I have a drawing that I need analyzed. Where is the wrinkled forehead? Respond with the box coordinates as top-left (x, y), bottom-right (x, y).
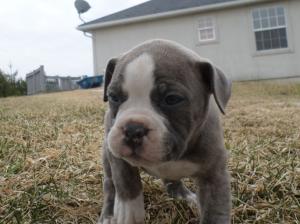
top-left (112, 42), bottom-right (197, 86)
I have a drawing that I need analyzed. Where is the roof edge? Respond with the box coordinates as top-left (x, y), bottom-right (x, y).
top-left (77, 0), bottom-right (272, 32)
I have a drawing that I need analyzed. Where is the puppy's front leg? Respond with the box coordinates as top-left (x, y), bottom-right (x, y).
top-left (195, 168), bottom-right (231, 224)
top-left (98, 149), bottom-right (115, 224)
top-left (110, 157), bottom-right (145, 224)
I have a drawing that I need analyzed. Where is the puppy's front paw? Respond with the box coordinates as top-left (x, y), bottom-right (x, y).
top-left (165, 180), bottom-right (200, 209)
top-left (97, 217), bottom-right (116, 224)
top-left (113, 193), bottom-right (145, 224)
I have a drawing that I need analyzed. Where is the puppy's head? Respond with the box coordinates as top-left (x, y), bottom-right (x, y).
top-left (103, 39), bottom-right (231, 166)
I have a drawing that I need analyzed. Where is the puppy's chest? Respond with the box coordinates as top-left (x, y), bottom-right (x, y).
top-left (142, 161), bottom-right (199, 180)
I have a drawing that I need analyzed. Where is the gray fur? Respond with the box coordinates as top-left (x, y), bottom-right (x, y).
top-left (98, 39), bottom-right (231, 224)
top-left (163, 179), bottom-right (199, 207)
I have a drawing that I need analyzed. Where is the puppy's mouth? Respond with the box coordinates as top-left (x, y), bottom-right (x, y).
top-left (121, 152), bottom-right (155, 167)
top-left (115, 141), bottom-right (165, 167)
top-left (120, 143), bottom-right (142, 159)
top-left (107, 117), bottom-right (168, 165)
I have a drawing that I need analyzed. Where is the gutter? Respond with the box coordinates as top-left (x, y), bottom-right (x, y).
top-left (78, 0), bottom-right (273, 31)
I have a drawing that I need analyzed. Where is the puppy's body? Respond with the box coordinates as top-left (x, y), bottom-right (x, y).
top-left (98, 39), bottom-right (231, 224)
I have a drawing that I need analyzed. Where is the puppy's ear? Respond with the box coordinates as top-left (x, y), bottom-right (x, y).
top-left (103, 58), bottom-right (117, 102)
top-left (198, 61), bottom-right (231, 114)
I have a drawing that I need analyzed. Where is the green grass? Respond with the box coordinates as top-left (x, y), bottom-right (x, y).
top-left (0, 83), bottom-right (299, 223)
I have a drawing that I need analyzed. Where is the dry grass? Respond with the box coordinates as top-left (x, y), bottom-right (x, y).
top-left (0, 82), bottom-right (299, 224)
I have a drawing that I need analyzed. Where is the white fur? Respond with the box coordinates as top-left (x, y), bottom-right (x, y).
top-left (118, 53), bottom-right (164, 127)
top-left (113, 192), bottom-right (145, 224)
top-left (122, 53), bottom-right (154, 105)
top-left (98, 193), bottom-right (145, 224)
top-left (144, 161), bottom-right (199, 180)
top-left (99, 218), bottom-right (116, 224)
top-left (107, 53), bottom-right (167, 163)
top-left (185, 192), bottom-right (200, 209)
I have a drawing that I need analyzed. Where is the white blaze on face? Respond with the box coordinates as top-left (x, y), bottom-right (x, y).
top-left (107, 53), bottom-right (167, 163)
top-left (121, 53), bottom-right (155, 112)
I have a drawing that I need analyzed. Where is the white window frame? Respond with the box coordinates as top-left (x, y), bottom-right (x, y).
top-left (197, 17), bottom-right (216, 43)
top-left (252, 5), bottom-right (288, 52)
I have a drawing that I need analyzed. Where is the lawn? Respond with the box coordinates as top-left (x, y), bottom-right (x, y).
top-left (0, 82), bottom-right (299, 224)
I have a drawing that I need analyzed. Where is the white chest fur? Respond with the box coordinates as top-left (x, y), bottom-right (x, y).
top-left (143, 160), bottom-right (199, 180)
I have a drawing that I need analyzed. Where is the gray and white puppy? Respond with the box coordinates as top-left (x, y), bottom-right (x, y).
top-left (98, 39), bottom-right (231, 224)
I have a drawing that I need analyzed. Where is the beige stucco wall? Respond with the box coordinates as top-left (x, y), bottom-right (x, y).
top-left (91, 0), bottom-right (300, 81)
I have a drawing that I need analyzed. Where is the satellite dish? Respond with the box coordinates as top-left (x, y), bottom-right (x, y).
top-left (75, 0), bottom-right (92, 38)
top-left (75, 0), bottom-right (91, 14)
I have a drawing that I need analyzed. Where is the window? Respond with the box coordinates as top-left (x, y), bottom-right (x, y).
top-left (252, 6), bottom-right (288, 51)
top-left (198, 17), bottom-right (216, 42)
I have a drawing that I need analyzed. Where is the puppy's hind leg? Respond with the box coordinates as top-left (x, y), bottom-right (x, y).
top-left (163, 180), bottom-right (199, 208)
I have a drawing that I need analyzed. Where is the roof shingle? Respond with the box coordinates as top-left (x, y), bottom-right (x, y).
top-left (80, 0), bottom-right (239, 27)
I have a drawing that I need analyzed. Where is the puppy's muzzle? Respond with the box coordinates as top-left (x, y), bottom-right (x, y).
top-left (108, 109), bottom-right (166, 162)
top-left (122, 122), bottom-right (149, 153)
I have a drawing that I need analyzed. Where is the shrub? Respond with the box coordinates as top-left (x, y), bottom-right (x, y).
top-left (0, 69), bottom-right (27, 97)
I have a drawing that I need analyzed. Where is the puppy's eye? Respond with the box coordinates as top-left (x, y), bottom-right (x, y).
top-left (108, 93), bottom-right (120, 104)
top-left (163, 94), bottom-right (185, 106)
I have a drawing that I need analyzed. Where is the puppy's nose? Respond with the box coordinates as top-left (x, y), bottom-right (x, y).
top-left (123, 122), bottom-right (149, 148)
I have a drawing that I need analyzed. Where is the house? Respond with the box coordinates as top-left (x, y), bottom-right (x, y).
top-left (26, 66), bottom-right (81, 95)
top-left (78, 0), bottom-right (300, 81)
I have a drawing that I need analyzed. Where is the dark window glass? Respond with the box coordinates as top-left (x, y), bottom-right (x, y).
top-left (263, 30), bottom-right (271, 40)
top-left (280, 37), bottom-right (288, 48)
top-left (270, 29), bottom-right (278, 39)
top-left (272, 37), bottom-right (280, 49)
top-left (255, 28), bottom-right (288, 51)
top-left (264, 38), bottom-right (272, 49)
top-left (279, 28), bottom-right (287, 38)
top-left (255, 32), bottom-right (263, 41)
top-left (256, 40), bottom-right (264, 51)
